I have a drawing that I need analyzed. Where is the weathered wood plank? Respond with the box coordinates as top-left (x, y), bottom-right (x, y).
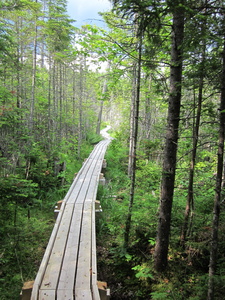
top-left (76, 175), bottom-right (98, 204)
top-left (75, 202), bottom-right (92, 293)
top-left (67, 157), bottom-right (100, 205)
top-left (31, 200), bottom-right (67, 300)
top-left (75, 289), bottom-right (92, 299)
top-left (64, 149), bottom-right (99, 204)
top-left (40, 204), bottom-right (74, 291)
top-left (57, 203), bottom-right (83, 292)
top-left (92, 202), bottom-right (101, 300)
top-left (38, 290), bottom-right (56, 299)
top-left (57, 289), bottom-right (73, 299)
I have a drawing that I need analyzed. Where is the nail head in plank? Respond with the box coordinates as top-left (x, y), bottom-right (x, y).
top-left (38, 290), bottom-right (56, 299)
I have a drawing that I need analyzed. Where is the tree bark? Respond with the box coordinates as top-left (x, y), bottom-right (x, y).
top-left (124, 32), bottom-right (142, 248)
top-left (128, 63), bottom-right (137, 177)
top-left (181, 29), bottom-right (206, 245)
top-left (77, 57), bottom-right (86, 159)
top-left (154, 2), bottom-right (184, 272)
top-left (30, 0), bottom-right (39, 133)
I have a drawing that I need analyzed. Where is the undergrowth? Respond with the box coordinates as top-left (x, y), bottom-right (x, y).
top-left (96, 138), bottom-right (225, 300)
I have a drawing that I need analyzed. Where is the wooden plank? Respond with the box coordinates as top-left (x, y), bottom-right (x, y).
top-left (66, 177), bottom-right (86, 204)
top-left (57, 289), bottom-right (73, 299)
top-left (40, 204), bottom-right (74, 291)
top-left (30, 285), bottom-right (38, 300)
top-left (75, 180), bottom-right (94, 204)
top-left (75, 289), bottom-right (92, 299)
top-left (57, 203), bottom-right (83, 291)
top-left (67, 157), bottom-right (99, 205)
top-left (92, 202), bottom-right (101, 300)
top-left (64, 149), bottom-right (98, 204)
top-left (74, 157), bottom-right (101, 205)
top-left (92, 283), bottom-right (100, 300)
top-left (75, 202), bottom-right (92, 293)
top-left (76, 176), bottom-right (98, 205)
top-left (38, 290), bottom-right (56, 299)
top-left (31, 201), bottom-right (67, 300)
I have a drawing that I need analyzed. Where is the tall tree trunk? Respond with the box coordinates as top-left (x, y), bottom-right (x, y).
top-left (181, 32), bottom-right (206, 245)
top-left (72, 68), bottom-right (77, 136)
top-left (59, 62), bottom-right (63, 139)
top-left (143, 79), bottom-right (152, 141)
top-left (128, 63), bottom-right (137, 177)
top-left (78, 59), bottom-right (85, 159)
top-left (207, 31), bottom-right (225, 300)
top-left (52, 61), bottom-right (57, 144)
top-left (30, 1), bottom-right (38, 133)
top-left (154, 2), bottom-right (184, 272)
top-left (48, 55), bottom-right (52, 149)
top-left (16, 17), bottom-right (22, 110)
top-left (124, 33), bottom-right (142, 248)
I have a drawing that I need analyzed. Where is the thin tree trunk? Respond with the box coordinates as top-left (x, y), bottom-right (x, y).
top-left (128, 63), bottom-right (137, 177)
top-left (72, 68), bottom-right (77, 136)
top-left (181, 36), bottom-right (206, 245)
top-left (124, 33), bottom-right (142, 249)
top-left (16, 18), bottom-right (22, 109)
top-left (59, 63), bottom-right (63, 139)
top-left (78, 59), bottom-right (84, 159)
top-left (207, 32), bottom-right (225, 300)
top-left (48, 55), bottom-right (52, 148)
top-left (52, 61), bottom-right (57, 144)
top-left (154, 3), bottom-right (184, 272)
top-left (30, 5), bottom-right (38, 133)
top-left (144, 80), bottom-right (151, 141)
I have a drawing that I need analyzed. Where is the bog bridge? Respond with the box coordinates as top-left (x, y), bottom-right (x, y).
top-left (21, 128), bottom-right (111, 300)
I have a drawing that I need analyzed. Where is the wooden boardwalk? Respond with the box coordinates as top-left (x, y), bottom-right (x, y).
top-left (29, 132), bottom-right (111, 300)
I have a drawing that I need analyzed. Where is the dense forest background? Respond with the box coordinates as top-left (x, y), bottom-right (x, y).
top-left (1, 0), bottom-right (225, 299)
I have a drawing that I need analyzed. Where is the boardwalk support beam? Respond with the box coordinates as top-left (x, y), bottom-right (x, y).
top-left (20, 281), bottom-right (34, 300)
top-left (98, 281), bottom-right (110, 300)
top-left (54, 200), bottom-right (63, 219)
top-left (95, 200), bottom-right (102, 213)
top-left (99, 173), bottom-right (106, 185)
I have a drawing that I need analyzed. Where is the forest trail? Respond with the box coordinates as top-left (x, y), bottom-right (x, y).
top-left (28, 127), bottom-right (111, 300)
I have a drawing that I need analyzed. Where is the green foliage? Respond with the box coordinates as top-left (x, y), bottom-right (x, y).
top-left (105, 138), bottom-right (129, 183)
top-left (132, 264), bottom-right (154, 280)
top-left (151, 291), bottom-right (168, 299)
top-left (96, 126), bottom-right (224, 299)
top-left (0, 22), bottom-right (14, 62)
top-left (1, 0), bottom-right (225, 298)
top-left (0, 207), bottom-right (55, 299)
top-left (0, 175), bottom-right (38, 206)
top-left (85, 131), bottom-right (103, 145)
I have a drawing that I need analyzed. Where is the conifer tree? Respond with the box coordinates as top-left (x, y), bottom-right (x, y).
top-left (154, 0), bottom-right (185, 272)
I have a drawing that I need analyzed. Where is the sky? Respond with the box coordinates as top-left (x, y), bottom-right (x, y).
top-left (66, 0), bottom-right (112, 28)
